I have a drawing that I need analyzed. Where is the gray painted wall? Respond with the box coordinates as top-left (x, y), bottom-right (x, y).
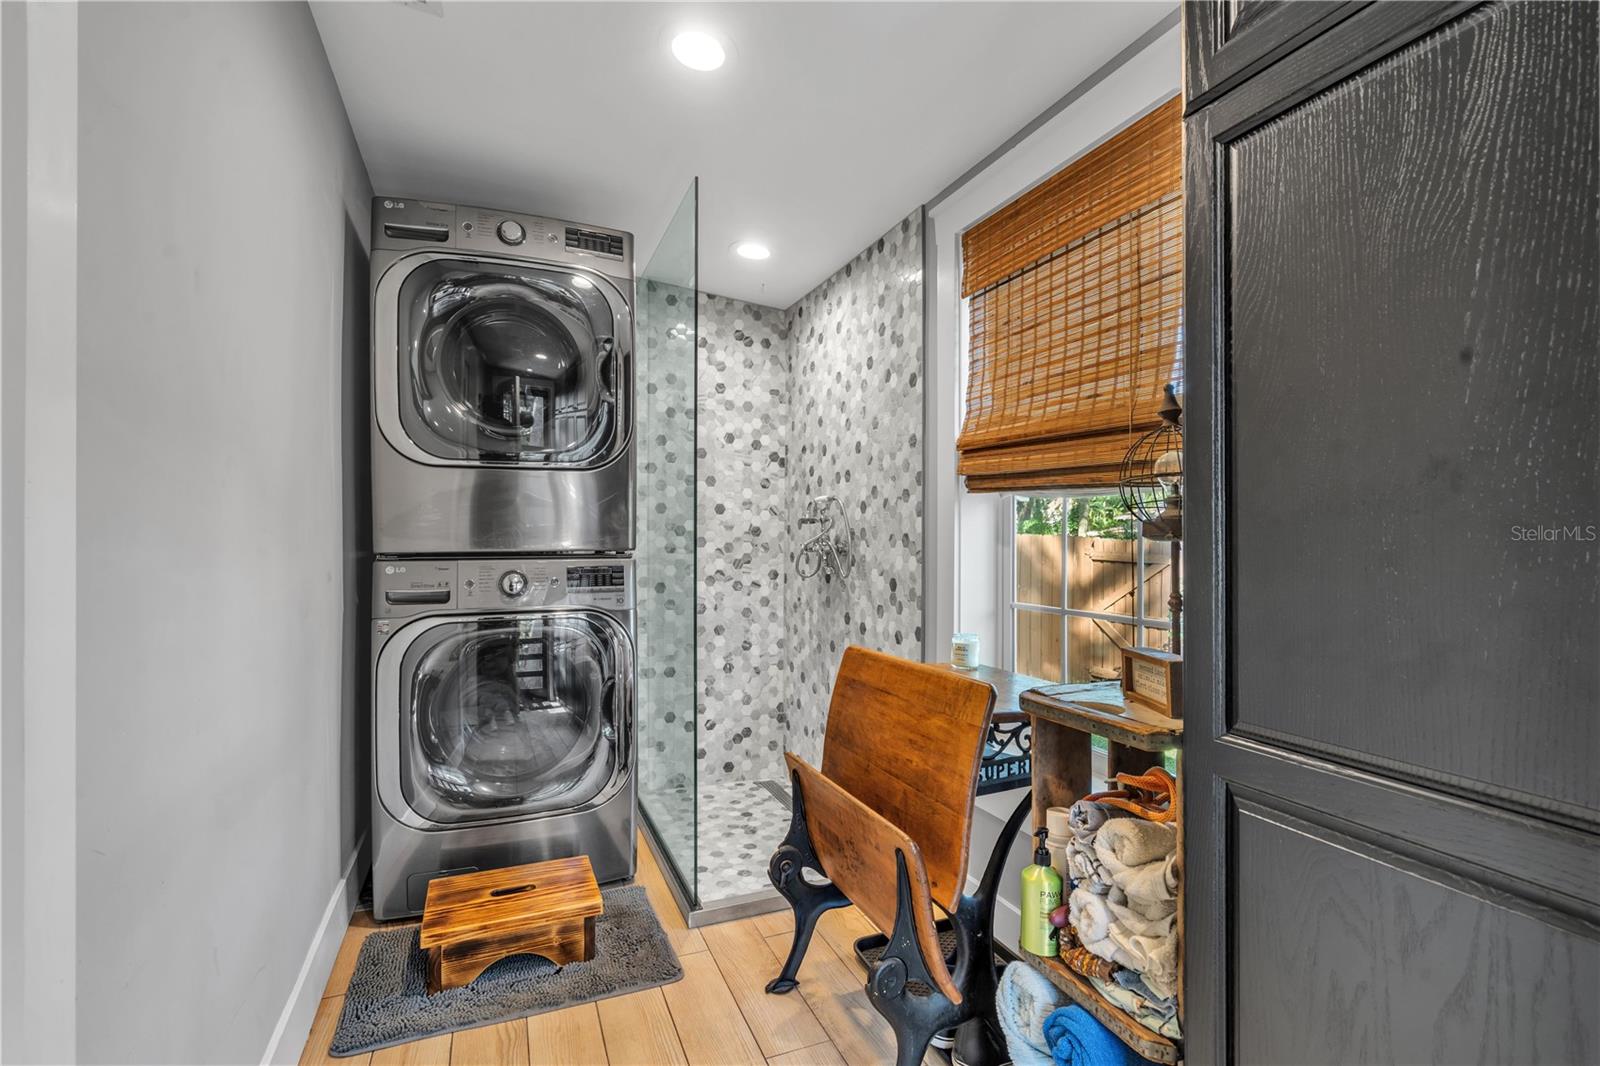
top-left (2, 4), bottom-right (81, 1059)
top-left (784, 211), bottom-right (925, 765)
top-left (75, 3), bottom-right (370, 1061)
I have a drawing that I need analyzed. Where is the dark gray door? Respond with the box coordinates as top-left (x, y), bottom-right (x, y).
top-left (1183, 3), bottom-right (1599, 1062)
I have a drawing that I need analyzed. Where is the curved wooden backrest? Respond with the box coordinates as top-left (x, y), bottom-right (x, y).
top-left (819, 647), bottom-right (996, 912)
top-left (785, 754), bottom-right (962, 1004)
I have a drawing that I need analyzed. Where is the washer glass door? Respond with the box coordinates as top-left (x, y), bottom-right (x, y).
top-left (399, 612), bottom-right (630, 824)
top-left (396, 260), bottom-right (628, 465)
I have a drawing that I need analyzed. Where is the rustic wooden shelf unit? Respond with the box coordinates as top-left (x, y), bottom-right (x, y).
top-left (1017, 681), bottom-right (1184, 1064)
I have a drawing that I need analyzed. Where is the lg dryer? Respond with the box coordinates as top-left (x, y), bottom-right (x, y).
top-left (370, 556), bottom-right (636, 919)
top-left (371, 198), bottom-right (635, 554)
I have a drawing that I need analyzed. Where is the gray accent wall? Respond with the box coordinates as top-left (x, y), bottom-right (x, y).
top-left (784, 211), bottom-right (926, 766)
top-left (695, 295), bottom-right (792, 783)
top-left (680, 212), bottom-right (926, 777)
top-left (76, 3), bottom-right (371, 1062)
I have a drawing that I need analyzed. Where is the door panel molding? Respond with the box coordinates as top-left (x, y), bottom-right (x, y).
top-left (1227, 722), bottom-right (1598, 833)
top-left (1185, 0), bottom-right (1369, 112)
top-left (1190, 1), bottom-right (1478, 134)
top-left (1231, 797), bottom-right (1598, 1065)
top-left (1221, 763), bottom-right (1600, 932)
top-left (1214, 0), bottom-right (1599, 831)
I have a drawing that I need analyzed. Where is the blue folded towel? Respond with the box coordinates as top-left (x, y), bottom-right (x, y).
top-left (1042, 1005), bottom-right (1142, 1066)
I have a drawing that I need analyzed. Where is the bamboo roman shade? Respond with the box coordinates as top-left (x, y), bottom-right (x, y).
top-left (958, 96), bottom-right (1183, 492)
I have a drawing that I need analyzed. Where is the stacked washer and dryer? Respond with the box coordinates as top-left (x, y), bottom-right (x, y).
top-left (368, 198), bottom-right (637, 919)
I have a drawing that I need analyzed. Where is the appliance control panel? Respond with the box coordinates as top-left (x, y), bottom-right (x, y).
top-left (371, 197), bottom-right (633, 274)
top-left (458, 558), bottom-right (633, 611)
top-left (374, 557), bottom-right (633, 618)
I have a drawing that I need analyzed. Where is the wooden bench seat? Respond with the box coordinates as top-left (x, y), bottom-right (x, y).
top-left (766, 646), bottom-right (1030, 1066)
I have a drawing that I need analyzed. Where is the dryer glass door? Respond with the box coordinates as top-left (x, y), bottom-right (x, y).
top-left (399, 612), bottom-right (631, 824)
top-left (396, 260), bottom-right (628, 465)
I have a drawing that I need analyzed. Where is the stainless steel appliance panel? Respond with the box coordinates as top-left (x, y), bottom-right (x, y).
top-left (370, 198), bottom-right (635, 554)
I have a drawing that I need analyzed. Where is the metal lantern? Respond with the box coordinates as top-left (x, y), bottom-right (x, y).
top-left (1118, 383), bottom-right (1184, 541)
top-left (1119, 382), bottom-right (1184, 652)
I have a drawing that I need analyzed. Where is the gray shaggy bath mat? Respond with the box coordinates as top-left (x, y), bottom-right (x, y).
top-left (329, 885), bottom-right (681, 1056)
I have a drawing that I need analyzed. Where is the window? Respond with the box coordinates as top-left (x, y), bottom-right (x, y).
top-left (1008, 493), bottom-right (1174, 683)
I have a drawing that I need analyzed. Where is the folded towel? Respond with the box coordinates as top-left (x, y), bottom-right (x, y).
top-left (1072, 888), bottom-right (1179, 1001)
top-left (1090, 845), bottom-right (1176, 921)
top-left (1104, 921), bottom-right (1178, 1001)
top-left (997, 962), bottom-right (1064, 1066)
top-left (1068, 886), bottom-right (1112, 944)
top-left (1093, 975), bottom-right (1183, 1039)
top-left (1065, 838), bottom-right (1099, 883)
top-left (1067, 839), bottom-right (1132, 904)
top-left (1093, 930), bottom-right (1177, 1002)
top-left (1094, 817), bottom-right (1176, 870)
top-left (1074, 884), bottom-right (1172, 945)
top-left (1067, 799), bottom-right (1126, 841)
top-left (1105, 896), bottom-right (1176, 940)
top-left (1042, 1005), bottom-right (1142, 1066)
top-left (1112, 968), bottom-right (1179, 1024)
top-left (1115, 852), bottom-right (1178, 908)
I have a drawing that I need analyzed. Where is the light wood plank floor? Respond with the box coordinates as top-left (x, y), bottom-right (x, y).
top-left (300, 835), bottom-right (907, 1066)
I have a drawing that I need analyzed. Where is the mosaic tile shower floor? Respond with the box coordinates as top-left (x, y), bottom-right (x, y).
top-left (639, 778), bottom-right (792, 907)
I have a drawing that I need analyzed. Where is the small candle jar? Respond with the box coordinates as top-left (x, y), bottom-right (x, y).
top-left (951, 633), bottom-right (980, 670)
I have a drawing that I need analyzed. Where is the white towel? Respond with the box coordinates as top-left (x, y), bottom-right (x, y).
top-left (1071, 887), bottom-right (1180, 1002)
top-left (1067, 885), bottom-right (1113, 944)
top-left (1105, 896), bottom-right (1175, 939)
top-left (1096, 848), bottom-right (1179, 919)
top-left (1093, 817), bottom-right (1176, 869)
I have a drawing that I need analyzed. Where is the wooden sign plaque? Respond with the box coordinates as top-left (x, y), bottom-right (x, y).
top-left (1120, 646), bottom-right (1182, 720)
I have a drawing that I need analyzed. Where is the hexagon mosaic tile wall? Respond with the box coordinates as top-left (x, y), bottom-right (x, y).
top-left (638, 210), bottom-right (926, 803)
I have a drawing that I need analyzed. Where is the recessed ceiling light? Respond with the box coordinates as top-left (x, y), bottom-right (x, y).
top-left (671, 31), bottom-right (726, 72)
top-left (733, 240), bottom-right (771, 261)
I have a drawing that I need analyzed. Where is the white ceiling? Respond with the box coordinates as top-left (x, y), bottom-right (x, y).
top-left (312, 2), bottom-right (1173, 307)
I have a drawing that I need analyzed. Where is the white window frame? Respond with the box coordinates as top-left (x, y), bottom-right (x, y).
top-left (1002, 492), bottom-right (1172, 680)
top-left (924, 28), bottom-right (1181, 659)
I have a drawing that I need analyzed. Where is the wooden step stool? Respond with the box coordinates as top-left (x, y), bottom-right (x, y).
top-left (419, 855), bottom-right (604, 993)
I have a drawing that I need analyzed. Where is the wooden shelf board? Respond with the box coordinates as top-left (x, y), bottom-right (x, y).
top-left (1015, 950), bottom-right (1181, 1064)
top-left (1020, 687), bottom-right (1183, 752)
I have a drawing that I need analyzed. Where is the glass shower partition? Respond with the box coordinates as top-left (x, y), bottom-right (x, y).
top-left (635, 179), bottom-right (698, 908)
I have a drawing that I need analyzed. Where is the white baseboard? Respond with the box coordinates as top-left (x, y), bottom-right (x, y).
top-left (260, 835), bottom-right (367, 1066)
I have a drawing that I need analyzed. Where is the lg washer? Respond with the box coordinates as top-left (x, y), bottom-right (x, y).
top-left (370, 555), bottom-right (636, 919)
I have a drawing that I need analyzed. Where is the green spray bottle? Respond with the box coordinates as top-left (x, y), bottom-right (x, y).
top-left (1019, 827), bottom-right (1063, 956)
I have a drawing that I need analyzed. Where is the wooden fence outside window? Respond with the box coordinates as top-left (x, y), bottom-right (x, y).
top-left (1014, 534), bottom-right (1173, 682)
